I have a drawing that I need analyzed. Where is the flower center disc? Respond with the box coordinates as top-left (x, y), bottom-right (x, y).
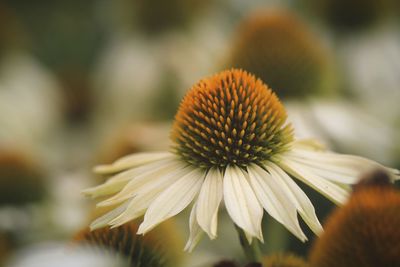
top-left (171, 69), bottom-right (293, 169)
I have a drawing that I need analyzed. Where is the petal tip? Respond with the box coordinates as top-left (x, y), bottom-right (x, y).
top-left (93, 165), bottom-right (109, 174)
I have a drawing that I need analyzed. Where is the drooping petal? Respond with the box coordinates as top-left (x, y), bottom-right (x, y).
top-left (96, 160), bottom-right (186, 207)
top-left (289, 145), bottom-right (400, 179)
top-left (90, 201), bottom-right (130, 230)
top-left (280, 158), bottom-right (349, 205)
top-left (108, 167), bottom-right (192, 227)
top-left (284, 153), bottom-right (359, 184)
top-left (184, 201), bottom-right (204, 252)
top-left (83, 158), bottom-right (179, 199)
top-left (196, 168), bottom-right (223, 239)
top-left (291, 139), bottom-right (326, 151)
top-left (137, 168), bottom-right (205, 234)
top-left (265, 161), bottom-right (323, 236)
top-left (247, 164), bottom-right (306, 241)
top-left (223, 165), bottom-right (264, 241)
top-left (94, 152), bottom-right (173, 174)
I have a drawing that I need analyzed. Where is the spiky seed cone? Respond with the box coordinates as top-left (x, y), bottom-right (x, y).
top-left (228, 10), bottom-right (333, 99)
top-left (302, 0), bottom-right (394, 32)
top-left (0, 150), bottom-right (46, 206)
top-left (309, 170), bottom-right (400, 267)
top-left (171, 69), bottom-right (293, 169)
top-left (263, 253), bottom-right (310, 267)
top-left (74, 224), bottom-right (167, 267)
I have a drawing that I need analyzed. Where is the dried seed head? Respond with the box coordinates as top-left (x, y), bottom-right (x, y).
top-left (171, 69), bottom-right (293, 169)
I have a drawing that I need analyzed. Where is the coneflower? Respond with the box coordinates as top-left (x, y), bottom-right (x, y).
top-left (74, 223), bottom-right (167, 267)
top-left (309, 169), bottom-right (400, 267)
top-left (228, 10), bottom-right (334, 99)
top-left (84, 69), bottom-right (398, 259)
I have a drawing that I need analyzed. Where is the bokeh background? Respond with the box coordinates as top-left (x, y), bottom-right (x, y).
top-left (0, 0), bottom-right (399, 266)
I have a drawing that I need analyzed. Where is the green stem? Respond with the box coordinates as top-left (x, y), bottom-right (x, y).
top-left (235, 225), bottom-right (263, 263)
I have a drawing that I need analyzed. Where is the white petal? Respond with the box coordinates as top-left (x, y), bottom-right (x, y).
top-left (196, 167), bottom-right (223, 239)
top-left (94, 152), bottom-right (173, 174)
top-left (184, 202), bottom-right (204, 252)
top-left (83, 158), bottom-right (177, 199)
top-left (280, 158), bottom-right (349, 205)
top-left (108, 167), bottom-right (192, 227)
top-left (292, 139), bottom-right (327, 151)
top-left (289, 147), bottom-right (400, 178)
top-left (96, 160), bottom-right (186, 207)
top-left (247, 164), bottom-right (306, 241)
top-left (265, 161), bottom-right (323, 236)
top-left (90, 201), bottom-right (130, 230)
top-left (244, 232), bottom-right (254, 244)
top-left (223, 165), bottom-right (264, 241)
top-left (285, 153), bottom-right (359, 184)
top-left (137, 168), bottom-right (205, 234)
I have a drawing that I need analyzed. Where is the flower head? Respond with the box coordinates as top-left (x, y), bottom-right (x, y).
top-left (228, 10), bottom-right (334, 99)
top-left (309, 169), bottom-right (400, 267)
top-left (84, 69), bottom-right (399, 251)
top-left (74, 224), bottom-right (167, 267)
top-left (171, 69), bottom-right (293, 168)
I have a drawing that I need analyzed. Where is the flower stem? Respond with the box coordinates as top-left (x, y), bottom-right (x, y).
top-left (235, 225), bottom-right (263, 263)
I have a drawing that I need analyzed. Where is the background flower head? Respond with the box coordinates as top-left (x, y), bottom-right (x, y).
top-left (309, 169), bottom-right (400, 267)
top-left (228, 10), bottom-right (335, 99)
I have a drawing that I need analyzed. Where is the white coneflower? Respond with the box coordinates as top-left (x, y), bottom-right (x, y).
top-left (84, 69), bottom-right (399, 253)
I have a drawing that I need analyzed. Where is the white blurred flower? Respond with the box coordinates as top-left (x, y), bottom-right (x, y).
top-left (287, 100), bottom-right (399, 165)
top-left (5, 243), bottom-right (127, 267)
top-left (0, 52), bottom-right (61, 150)
top-left (339, 26), bottom-right (400, 122)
